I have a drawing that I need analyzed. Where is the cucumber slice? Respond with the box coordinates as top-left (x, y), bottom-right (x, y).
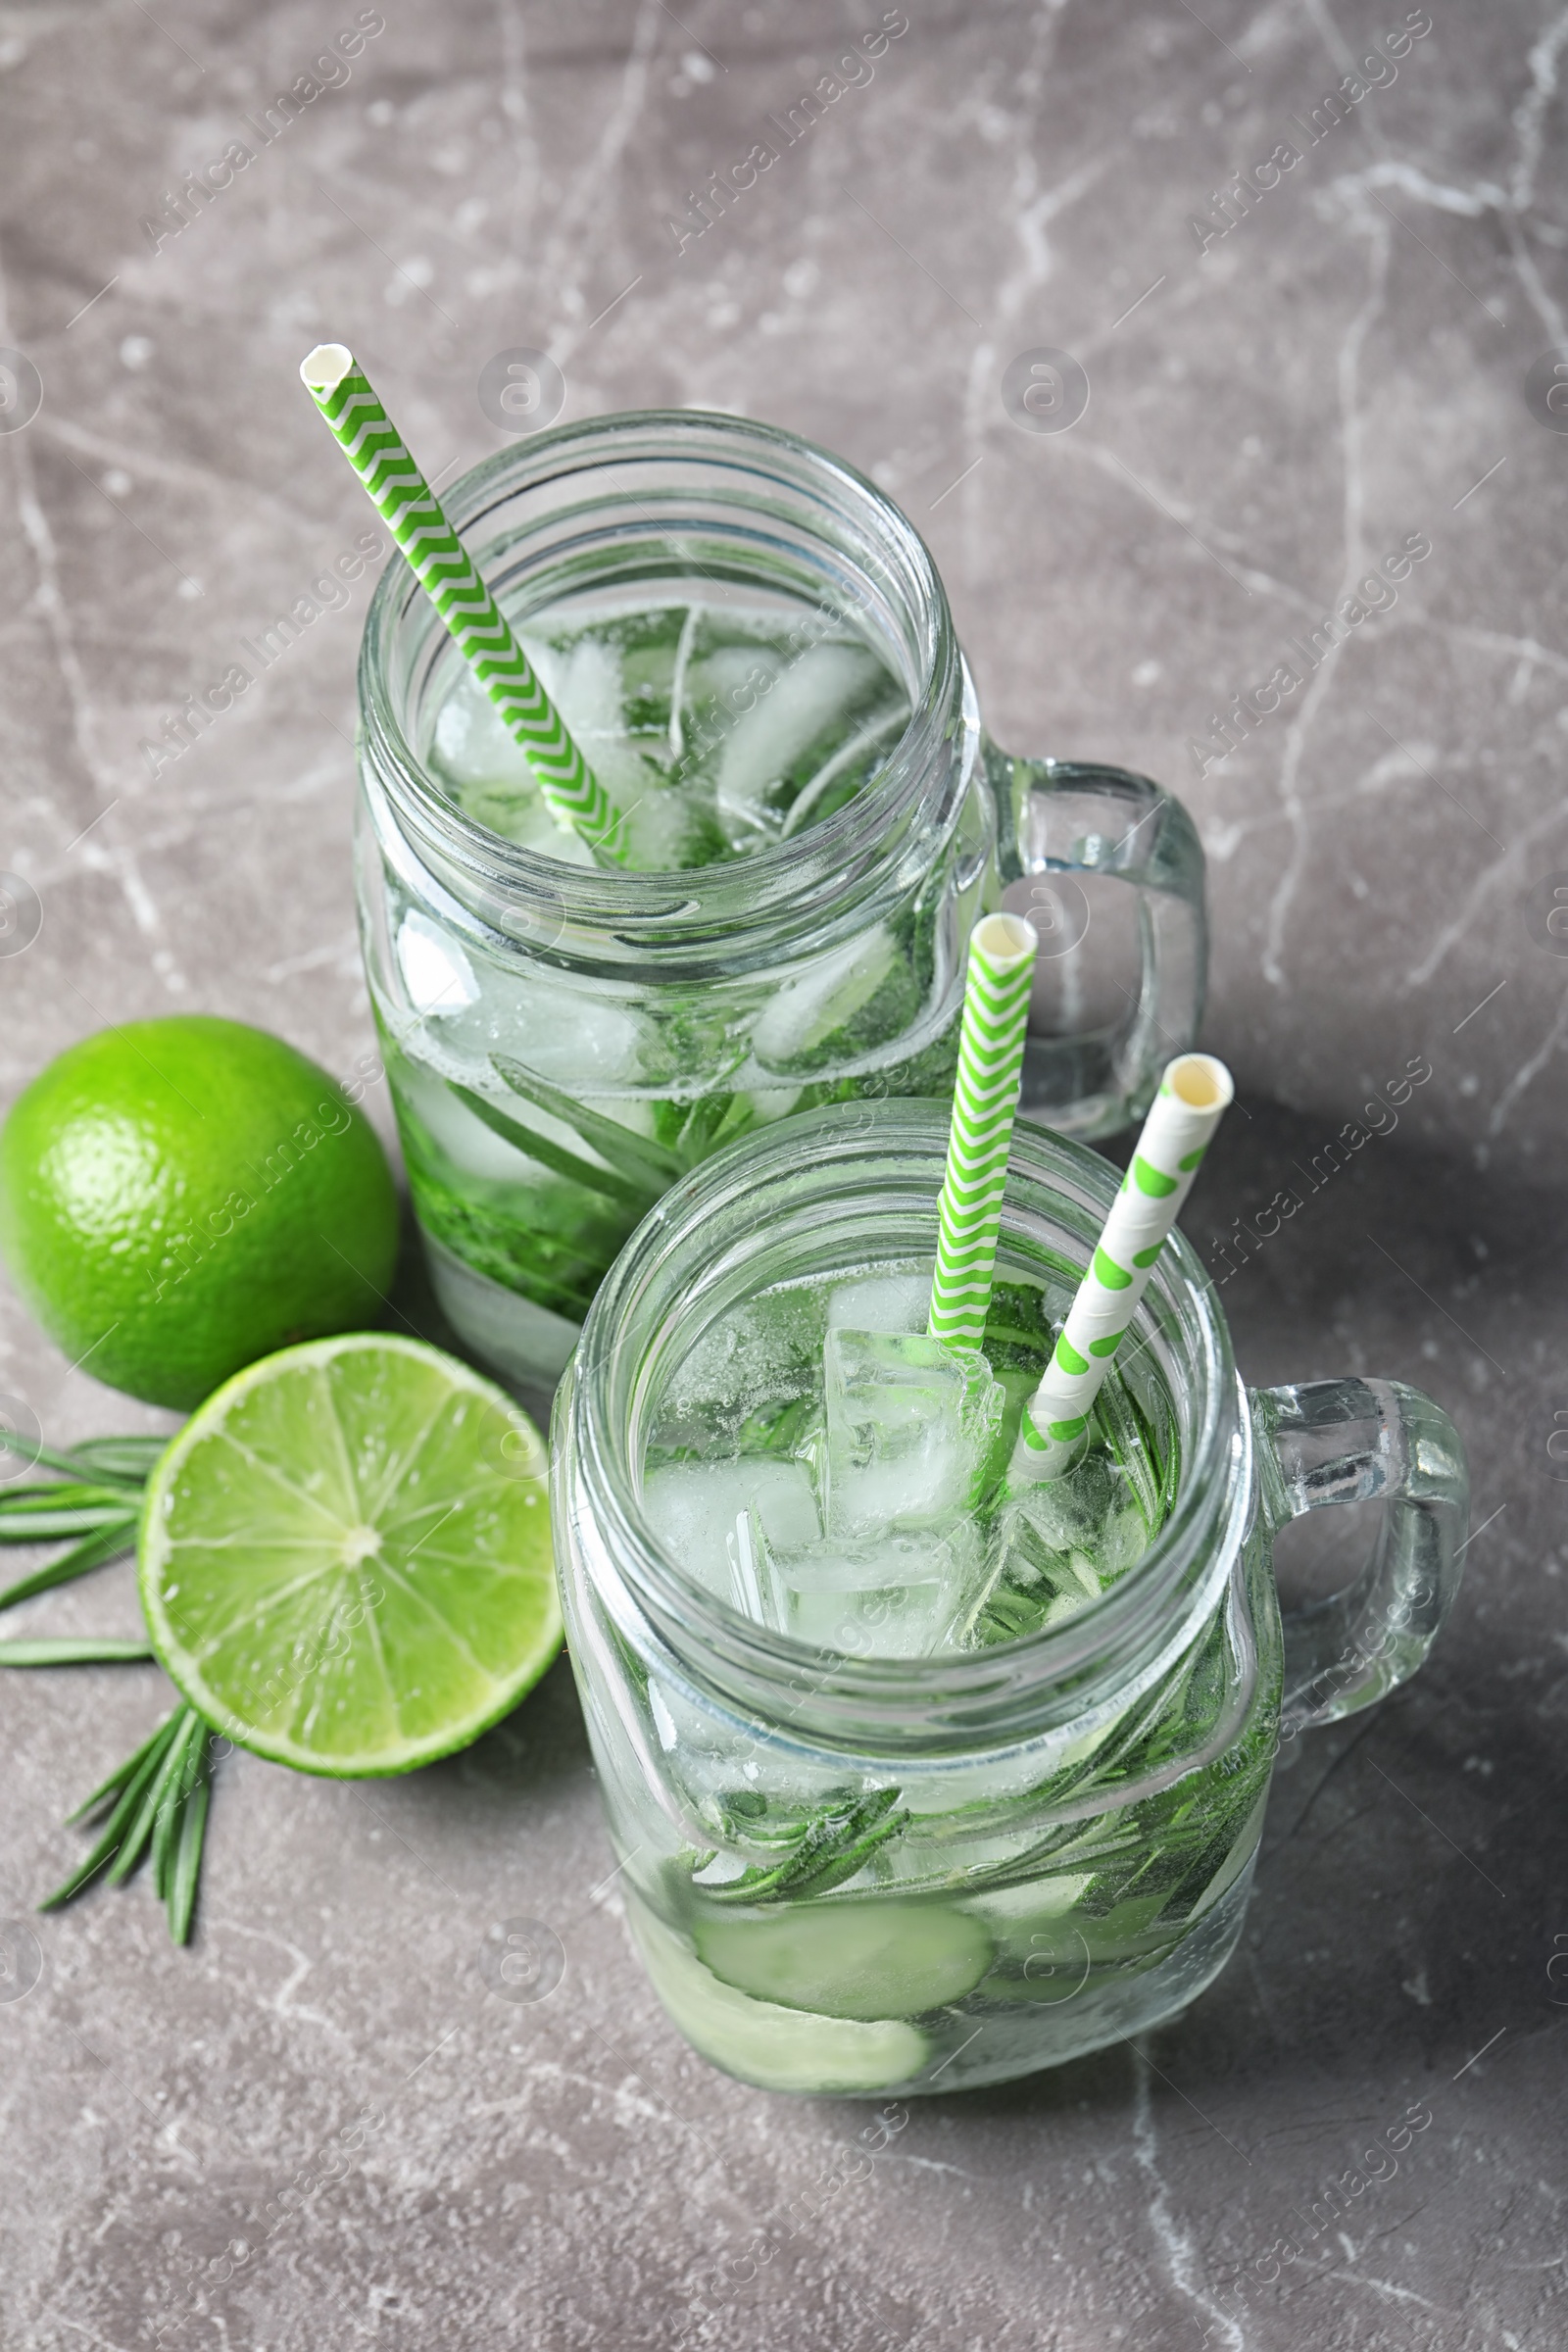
top-left (694, 1896), bottom-right (993, 2023)
top-left (632, 1908), bottom-right (928, 2093)
top-left (975, 1873), bottom-right (1094, 1928)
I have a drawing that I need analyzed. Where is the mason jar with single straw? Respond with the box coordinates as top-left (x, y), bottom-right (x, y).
top-left (355, 412), bottom-right (1207, 1386)
top-left (551, 1101), bottom-right (1468, 2098)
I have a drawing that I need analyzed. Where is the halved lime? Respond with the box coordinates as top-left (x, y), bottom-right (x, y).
top-left (139, 1334), bottom-right (560, 1777)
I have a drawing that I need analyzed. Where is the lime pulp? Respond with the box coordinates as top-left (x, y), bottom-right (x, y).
top-left (138, 1334), bottom-right (561, 1777)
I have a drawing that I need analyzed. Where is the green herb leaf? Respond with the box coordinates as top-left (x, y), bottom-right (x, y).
top-left (0, 1637), bottom-right (155, 1666)
top-left (1093, 1372), bottom-right (1160, 1528)
top-left (152, 1714), bottom-right (208, 1900)
top-left (696, 1787), bottom-right (909, 1905)
top-left (43, 1703), bottom-right (219, 1943)
top-left (41, 1709), bottom-right (186, 1907)
top-left (451, 1080), bottom-right (658, 1213)
top-left (0, 1480), bottom-right (144, 1514)
top-left (0, 1494), bottom-right (142, 1544)
top-left (4, 1435), bottom-right (155, 1488)
top-left (2, 1437), bottom-right (99, 1481)
top-left (167, 1757), bottom-right (211, 1945)
top-left (657, 1089), bottom-right (756, 1168)
top-left (104, 1729), bottom-right (185, 1886)
top-left (491, 1054), bottom-right (685, 1191)
top-left (67, 1711), bottom-right (179, 1824)
top-left (0, 1521), bottom-right (139, 1613)
top-left (68, 1436), bottom-right (168, 1486)
top-left (106, 1709), bottom-right (204, 1886)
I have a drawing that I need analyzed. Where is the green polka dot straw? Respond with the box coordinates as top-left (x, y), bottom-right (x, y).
top-left (927, 911), bottom-right (1040, 1348)
top-left (1016, 1053), bottom-right (1234, 1481)
top-left (299, 344), bottom-right (625, 863)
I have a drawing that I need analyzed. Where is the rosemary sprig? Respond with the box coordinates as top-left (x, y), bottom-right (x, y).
top-left (65, 1435), bottom-right (169, 1484)
top-left (42, 1701), bottom-right (218, 1942)
top-left (166, 1747), bottom-right (211, 1944)
top-left (452, 1079), bottom-right (658, 1213)
top-left (490, 1053), bottom-right (685, 1193)
top-left (1093, 1370), bottom-right (1162, 1530)
top-left (0, 1637), bottom-right (155, 1665)
top-left (43, 1708), bottom-right (183, 1905)
top-left (691, 1787), bottom-right (909, 1906)
top-left (0, 1428), bottom-right (218, 1942)
top-left (0, 1486), bottom-right (145, 1541)
top-left (0, 1522), bottom-right (140, 1612)
top-left (2, 1433), bottom-right (161, 1487)
top-left (0, 1434), bottom-right (156, 1611)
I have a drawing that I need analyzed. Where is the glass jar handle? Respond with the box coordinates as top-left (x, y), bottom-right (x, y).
top-left (1250, 1378), bottom-right (1470, 1735)
top-left (985, 742), bottom-right (1207, 1140)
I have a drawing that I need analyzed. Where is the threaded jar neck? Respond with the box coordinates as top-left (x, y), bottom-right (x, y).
top-left (357, 409), bottom-right (973, 983)
top-left (562, 1102), bottom-right (1250, 1759)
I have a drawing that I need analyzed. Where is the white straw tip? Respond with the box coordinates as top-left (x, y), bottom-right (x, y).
top-left (301, 342), bottom-right (355, 395)
top-left (1163, 1053), bottom-right (1234, 1112)
top-left (971, 910), bottom-right (1039, 971)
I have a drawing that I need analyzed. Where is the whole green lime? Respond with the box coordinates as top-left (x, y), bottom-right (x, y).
top-left (0, 1016), bottom-right (400, 1409)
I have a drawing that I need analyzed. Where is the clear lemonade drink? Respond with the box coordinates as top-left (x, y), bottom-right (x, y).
top-left (553, 1102), bottom-right (1468, 2098)
top-left (367, 582), bottom-right (977, 1377)
top-left (355, 414), bottom-right (1210, 1387)
top-left (618, 1255), bottom-right (1274, 2093)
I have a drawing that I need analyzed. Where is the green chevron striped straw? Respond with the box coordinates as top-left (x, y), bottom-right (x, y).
top-left (1014, 1052), bottom-right (1234, 1482)
top-left (927, 911), bottom-right (1040, 1348)
top-left (299, 343), bottom-right (625, 863)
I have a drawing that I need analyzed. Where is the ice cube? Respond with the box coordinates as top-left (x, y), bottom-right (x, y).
top-left (689, 638), bottom-right (787, 715)
top-left (1005, 1451), bottom-right (1150, 1569)
top-left (778, 703), bottom-right (906, 838)
top-left (715, 641), bottom-right (881, 837)
top-left (680, 634), bottom-right (789, 768)
top-left (430, 668), bottom-right (532, 789)
top-left (641, 1460), bottom-right (821, 1600)
top-left (431, 633), bottom-right (680, 867)
top-left (615, 772), bottom-right (716, 874)
top-left (665, 604), bottom-right (701, 758)
top-left (396, 910), bottom-right (478, 1017)
top-left (456, 777), bottom-right (602, 861)
top-left (725, 1506), bottom-right (773, 1621)
top-left (427, 664), bottom-right (602, 864)
top-left (826, 1273), bottom-right (929, 1338)
top-left (770, 1524), bottom-right (983, 1657)
top-left (650, 1281), bottom-right (827, 1458)
top-left (961, 1454), bottom-right (1152, 1647)
top-left (489, 974), bottom-right (648, 1087)
top-left (526, 629), bottom-right (624, 748)
top-left (822, 1329), bottom-right (1004, 1540)
top-left (749, 924), bottom-right (900, 1072)
top-left (527, 629), bottom-right (688, 862)
top-left (396, 1054), bottom-right (599, 1185)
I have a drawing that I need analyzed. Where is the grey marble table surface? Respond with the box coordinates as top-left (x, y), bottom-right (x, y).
top-left (2, 2), bottom-right (1565, 2346)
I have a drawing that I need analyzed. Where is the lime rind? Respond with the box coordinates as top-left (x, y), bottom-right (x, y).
top-left (0, 1015), bottom-right (400, 1411)
top-left (139, 1333), bottom-right (561, 1778)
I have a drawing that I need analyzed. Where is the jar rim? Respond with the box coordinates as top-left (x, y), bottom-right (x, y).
top-left (357, 408), bottom-right (969, 973)
top-left (564, 1100), bottom-right (1247, 1751)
